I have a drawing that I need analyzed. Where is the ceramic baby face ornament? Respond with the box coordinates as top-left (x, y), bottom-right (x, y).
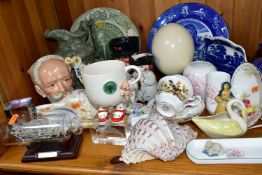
top-left (28, 55), bottom-right (73, 102)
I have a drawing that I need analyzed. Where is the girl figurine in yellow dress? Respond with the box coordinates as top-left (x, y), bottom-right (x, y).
top-left (215, 82), bottom-right (234, 114)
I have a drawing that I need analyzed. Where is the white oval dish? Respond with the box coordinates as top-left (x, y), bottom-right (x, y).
top-left (186, 138), bottom-right (262, 164)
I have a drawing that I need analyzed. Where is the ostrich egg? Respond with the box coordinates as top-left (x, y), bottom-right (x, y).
top-left (152, 23), bottom-right (194, 75)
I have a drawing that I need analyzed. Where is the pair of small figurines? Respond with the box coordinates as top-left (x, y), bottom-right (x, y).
top-left (97, 104), bottom-right (126, 124)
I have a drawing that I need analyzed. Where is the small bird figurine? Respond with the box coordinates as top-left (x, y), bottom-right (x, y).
top-left (192, 99), bottom-right (247, 138)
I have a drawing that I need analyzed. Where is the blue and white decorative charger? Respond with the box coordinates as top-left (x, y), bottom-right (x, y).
top-left (148, 3), bottom-right (229, 60)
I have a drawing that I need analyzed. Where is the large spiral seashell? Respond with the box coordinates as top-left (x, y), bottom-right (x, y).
top-left (120, 114), bottom-right (197, 164)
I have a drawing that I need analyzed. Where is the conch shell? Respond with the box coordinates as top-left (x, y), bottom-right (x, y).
top-left (120, 114), bottom-right (197, 164)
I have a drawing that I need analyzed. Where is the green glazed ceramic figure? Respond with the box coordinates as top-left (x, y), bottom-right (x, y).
top-left (44, 20), bottom-right (101, 65)
top-left (44, 20), bottom-right (102, 88)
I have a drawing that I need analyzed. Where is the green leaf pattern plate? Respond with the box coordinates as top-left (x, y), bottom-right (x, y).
top-left (70, 8), bottom-right (139, 60)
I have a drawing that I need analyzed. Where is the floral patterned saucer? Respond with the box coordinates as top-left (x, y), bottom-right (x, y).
top-left (231, 63), bottom-right (262, 127)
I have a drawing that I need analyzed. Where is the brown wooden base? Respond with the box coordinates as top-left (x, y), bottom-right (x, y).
top-left (21, 134), bottom-right (82, 163)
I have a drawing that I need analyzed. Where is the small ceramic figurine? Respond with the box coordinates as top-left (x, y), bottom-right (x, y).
top-left (202, 140), bottom-right (224, 157)
top-left (215, 82), bottom-right (234, 114)
top-left (96, 80), bottom-right (131, 123)
top-left (28, 55), bottom-right (97, 121)
top-left (44, 20), bottom-right (103, 89)
top-left (28, 55), bottom-right (74, 102)
top-left (129, 53), bottom-right (157, 103)
top-left (44, 20), bottom-right (100, 65)
top-left (109, 36), bottom-right (139, 61)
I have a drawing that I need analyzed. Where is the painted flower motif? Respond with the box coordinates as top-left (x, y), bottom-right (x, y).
top-left (206, 83), bottom-right (217, 104)
top-left (159, 80), bottom-right (189, 102)
top-left (238, 81), bottom-right (262, 126)
top-left (181, 6), bottom-right (189, 16)
top-left (186, 74), bottom-right (205, 97)
top-left (160, 81), bottom-right (173, 92)
top-left (240, 91), bottom-right (257, 116)
top-left (195, 8), bottom-right (206, 19)
top-left (226, 148), bottom-right (245, 158)
top-left (212, 15), bottom-right (219, 29)
top-left (167, 14), bottom-right (175, 21)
